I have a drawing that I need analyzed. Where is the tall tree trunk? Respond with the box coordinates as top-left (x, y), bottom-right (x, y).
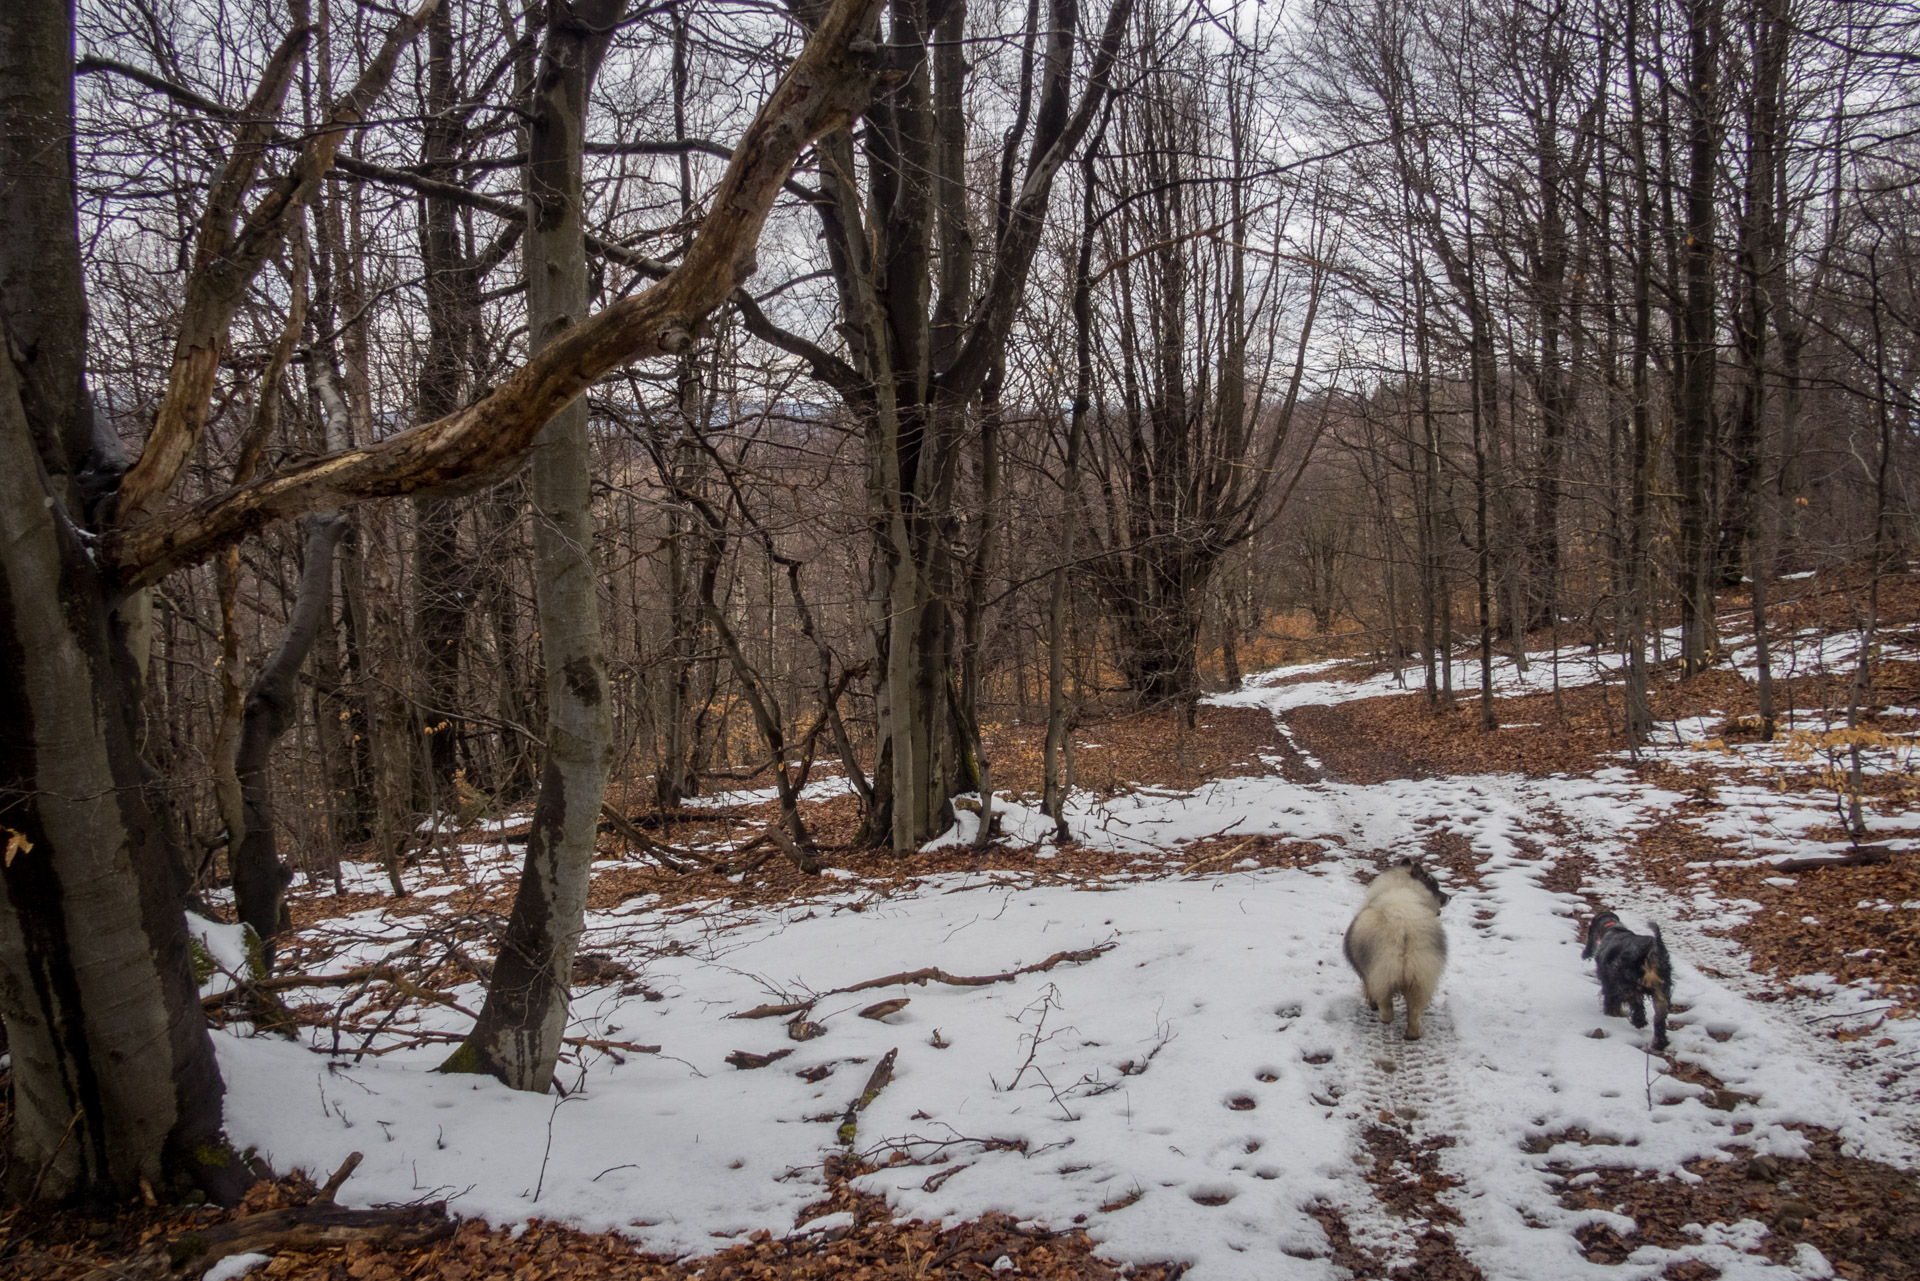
top-left (232, 515), bottom-right (348, 964)
top-left (0, 364), bottom-right (243, 1205)
top-left (1044, 129), bottom-right (1106, 844)
top-left (0, 0), bottom-right (251, 1204)
top-left (1675, 0), bottom-right (1723, 676)
top-left (412, 0), bottom-right (472, 798)
top-left (444, 0), bottom-right (622, 1092)
top-left (1623, 0), bottom-right (1657, 746)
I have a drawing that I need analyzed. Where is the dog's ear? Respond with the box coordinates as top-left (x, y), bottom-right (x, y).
top-left (1581, 912), bottom-right (1621, 959)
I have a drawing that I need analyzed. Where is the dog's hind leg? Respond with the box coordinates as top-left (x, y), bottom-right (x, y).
top-left (1404, 989), bottom-right (1426, 1041)
top-left (1628, 990), bottom-right (1648, 1029)
top-left (1651, 992), bottom-right (1670, 1051)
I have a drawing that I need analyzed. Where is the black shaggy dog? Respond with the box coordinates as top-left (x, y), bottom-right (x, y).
top-left (1581, 911), bottom-right (1673, 1050)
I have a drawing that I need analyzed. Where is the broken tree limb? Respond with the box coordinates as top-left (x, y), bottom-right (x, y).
top-left (837, 1047), bottom-right (898, 1147)
top-left (725, 947), bottom-right (1116, 1023)
top-left (171, 1201), bottom-right (453, 1275)
top-left (730, 1001), bottom-right (813, 1020)
top-left (825, 945), bottom-right (1115, 998)
top-left (760, 821), bottom-right (822, 875)
top-left (726, 1047), bottom-right (795, 1070)
top-left (315, 1151), bottom-right (363, 1204)
top-left (1769, 845), bottom-right (1894, 872)
top-left (202, 964), bottom-right (475, 1017)
top-left (1182, 836), bottom-right (1260, 876)
top-left (315, 1025), bottom-right (659, 1057)
top-left (599, 802), bottom-right (717, 871)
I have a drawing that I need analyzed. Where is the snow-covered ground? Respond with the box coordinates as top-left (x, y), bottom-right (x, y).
top-left (206, 645), bottom-right (1920, 1280)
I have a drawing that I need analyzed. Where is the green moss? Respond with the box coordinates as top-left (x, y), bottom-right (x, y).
top-left (169, 1232), bottom-right (209, 1265)
top-left (240, 924), bottom-right (269, 982)
top-left (436, 1040), bottom-right (484, 1075)
top-left (188, 935), bottom-right (215, 987)
top-left (193, 1139), bottom-right (230, 1167)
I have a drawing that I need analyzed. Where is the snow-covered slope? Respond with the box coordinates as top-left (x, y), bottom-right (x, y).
top-left (218, 657), bottom-right (1918, 1279)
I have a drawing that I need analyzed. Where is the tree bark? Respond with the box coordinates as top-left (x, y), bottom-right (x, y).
top-left (231, 514), bottom-right (349, 964)
top-left (442, 0), bottom-right (624, 1091)
top-left (0, 355), bottom-right (244, 1205)
top-left (1675, 0), bottom-right (1724, 676)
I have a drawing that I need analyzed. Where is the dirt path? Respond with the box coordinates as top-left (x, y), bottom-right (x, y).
top-left (1280, 695), bottom-right (1920, 1281)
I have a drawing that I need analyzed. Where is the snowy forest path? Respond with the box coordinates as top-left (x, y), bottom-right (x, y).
top-left (1209, 679), bottom-right (1920, 1278)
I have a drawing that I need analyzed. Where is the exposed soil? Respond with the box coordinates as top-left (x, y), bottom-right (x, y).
top-left (0, 1174), bottom-right (1190, 1280)
top-left (984, 705), bottom-right (1287, 800)
top-left (1558, 1126), bottom-right (1920, 1279)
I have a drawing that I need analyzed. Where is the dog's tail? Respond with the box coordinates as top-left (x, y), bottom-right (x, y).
top-left (1647, 923), bottom-right (1673, 1050)
top-left (1642, 923), bottom-right (1674, 995)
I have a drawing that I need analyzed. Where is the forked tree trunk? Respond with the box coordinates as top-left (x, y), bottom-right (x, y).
top-left (0, 0), bottom-right (249, 1205)
top-left (0, 362), bottom-right (245, 1206)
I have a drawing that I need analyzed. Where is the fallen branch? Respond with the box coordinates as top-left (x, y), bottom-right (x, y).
top-left (726, 1047), bottom-right (794, 1070)
top-left (599, 803), bottom-right (718, 871)
top-left (724, 946), bottom-right (1116, 1025)
top-left (315, 1152), bottom-right (363, 1204)
top-left (1182, 836), bottom-right (1259, 876)
top-left (312, 1024), bottom-right (659, 1057)
top-left (202, 964), bottom-right (475, 1017)
top-left (757, 819), bottom-right (822, 875)
top-left (825, 945), bottom-right (1115, 998)
top-left (172, 1201), bottom-right (452, 1275)
top-left (730, 1001), bottom-right (814, 1020)
top-left (1770, 844), bottom-right (1894, 872)
top-left (838, 1047), bottom-right (897, 1147)
top-left (169, 1148), bottom-right (450, 1275)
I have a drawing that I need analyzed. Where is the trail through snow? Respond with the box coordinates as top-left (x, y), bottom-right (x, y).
top-left (211, 662), bottom-right (1920, 1279)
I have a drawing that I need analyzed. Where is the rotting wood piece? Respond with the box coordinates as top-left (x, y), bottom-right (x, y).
top-left (731, 1000), bottom-right (813, 1020)
top-left (170, 1201), bottom-right (453, 1273)
top-left (726, 1047), bottom-right (795, 1070)
top-left (838, 1047), bottom-right (897, 1147)
top-left (168, 1150), bottom-right (455, 1274)
top-left (1769, 845), bottom-right (1894, 872)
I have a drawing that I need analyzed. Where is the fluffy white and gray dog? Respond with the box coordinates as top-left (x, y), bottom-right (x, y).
top-left (1343, 859), bottom-right (1450, 1040)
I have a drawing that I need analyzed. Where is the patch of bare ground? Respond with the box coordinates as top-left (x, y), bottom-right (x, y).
top-left (1419, 829), bottom-right (1490, 890)
top-left (983, 704), bottom-right (1285, 799)
top-left (1303, 1201), bottom-right (1381, 1275)
top-left (1556, 1126), bottom-right (1920, 1279)
top-left (1287, 651), bottom-right (1920, 785)
top-left (1299, 1127), bottom-right (1483, 1281)
top-left (1612, 804), bottom-right (1920, 1026)
top-left (0, 1164), bottom-right (1188, 1281)
top-left (262, 707), bottom-right (1299, 938)
top-left (1284, 666), bottom-right (1761, 783)
top-left (1357, 1125), bottom-right (1484, 1281)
